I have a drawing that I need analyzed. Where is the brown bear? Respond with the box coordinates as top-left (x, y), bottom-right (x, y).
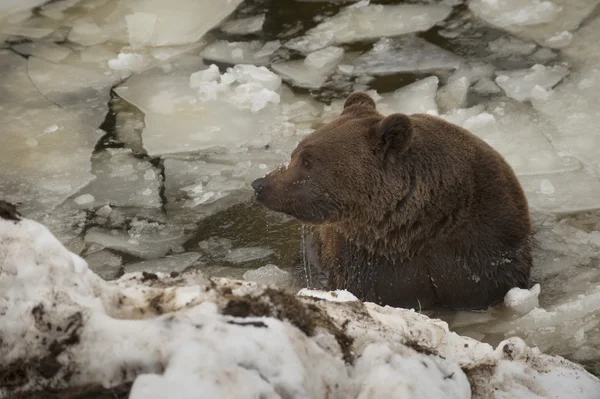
top-left (252, 92), bottom-right (532, 310)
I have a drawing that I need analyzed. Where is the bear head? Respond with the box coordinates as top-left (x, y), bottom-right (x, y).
top-left (251, 92), bottom-right (414, 225)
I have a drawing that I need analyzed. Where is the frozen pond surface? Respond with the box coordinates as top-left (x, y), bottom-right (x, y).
top-left (1, 0), bottom-right (600, 377)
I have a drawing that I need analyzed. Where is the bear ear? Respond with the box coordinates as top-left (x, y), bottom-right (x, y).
top-left (342, 92), bottom-right (376, 115)
top-left (373, 113), bottom-right (413, 155)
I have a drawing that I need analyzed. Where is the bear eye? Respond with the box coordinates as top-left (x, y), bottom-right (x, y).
top-left (301, 154), bottom-right (312, 168)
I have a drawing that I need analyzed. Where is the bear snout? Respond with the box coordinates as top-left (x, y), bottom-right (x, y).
top-left (251, 177), bottom-right (266, 195)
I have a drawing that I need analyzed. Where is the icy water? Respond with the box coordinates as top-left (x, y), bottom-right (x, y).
top-left (2, 0), bottom-right (600, 376)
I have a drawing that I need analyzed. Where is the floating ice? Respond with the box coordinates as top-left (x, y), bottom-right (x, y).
top-left (85, 249), bottom-right (123, 280)
top-left (504, 284), bottom-right (541, 315)
top-left (469, 0), bottom-right (600, 48)
top-left (495, 64), bottom-right (569, 102)
top-left (12, 41), bottom-right (73, 63)
top-left (224, 247), bottom-right (275, 264)
top-left (163, 158), bottom-right (250, 213)
top-left (68, 21), bottom-right (108, 46)
top-left (243, 264), bottom-right (292, 286)
top-left (286, 3), bottom-right (452, 53)
top-left (108, 52), bottom-right (152, 74)
top-left (532, 15), bottom-right (600, 173)
top-left (488, 36), bottom-right (537, 56)
top-left (72, 148), bottom-right (162, 209)
top-left (220, 14), bottom-right (265, 35)
top-left (346, 36), bottom-right (462, 76)
top-left (125, 252), bottom-right (201, 274)
top-left (446, 100), bottom-right (580, 178)
top-left (272, 46), bottom-right (344, 89)
top-left (84, 221), bottom-right (190, 260)
top-left (437, 76), bottom-right (469, 112)
top-left (377, 76), bottom-right (439, 115)
top-left (125, 12), bottom-right (158, 49)
top-left (201, 40), bottom-right (280, 66)
top-left (115, 62), bottom-right (286, 157)
top-left (519, 171), bottom-right (600, 213)
top-left (74, 194), bottom-right (95, 206)
top-left (0, 51), bottom-right (107, 216)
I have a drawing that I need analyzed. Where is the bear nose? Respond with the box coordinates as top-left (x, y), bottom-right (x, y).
top-left (251, 178), bottom-right (265, 194)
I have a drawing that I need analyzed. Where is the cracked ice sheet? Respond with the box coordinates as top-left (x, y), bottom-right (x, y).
top-left (532, 14), bottom-right (600, 174)
top-left (70, 148), bottom-right (163, 209)
top-left (50, 0), bottom-right (244, 48)
top-left (448, 100), bottom-right (581, 177)
top-left (345, 36), bottom-right (462, 77)
top-left (114, 60), bottom-right (288, 157)
top-left (0, 50), bottom-right (107, 217)
top-left (286, 3), bottom-right (452, 54)
top-left (469, 0), bottom-right (600, 48)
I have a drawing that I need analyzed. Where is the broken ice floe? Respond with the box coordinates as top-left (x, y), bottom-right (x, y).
top-left (286, 3), bottom-right (452, 53)
top-left (469, 0), bottom-right (600, 48)
top-left (201, 40), bottom-right (281, 66)
top-left (221, 14), bottom-right (266, 35)
top-left (495, 64), bottom-right (569, 102)
top-left (84, 220), bottom-right (190, 260)
top-left (344, 36), bottom-right (462, 77)
top-left (71, 149), bottom-right (162, 209)
top-left (272, 46), bottom-right (344, 89)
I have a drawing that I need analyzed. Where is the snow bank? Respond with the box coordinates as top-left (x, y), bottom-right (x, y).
top-left (0, 202), bottom-right (598, 398)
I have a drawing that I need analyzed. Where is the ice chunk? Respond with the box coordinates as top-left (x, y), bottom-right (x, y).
top-left (198, 237), bottom-right (233, 257)
top-left (545, 30), bottom-right (573, 48)
top-left (125, 252), bottom-right (201, 274)
top-left (126, 12), bottom-right (158, 49)
top-left (346, 36), bottom-right (462, 76)
top-left (286, 3), bottom-right (452, 53)
top-left (437, 76), bottom-right (469, 112)
top-left (108, 52), bottom-right (152, 74)
top-left (470, 0), bottom-right (561, 28)
top-left (68, 21), bottom-right (108, 46)
top-left (531, 16), bottom-right (600, 173)
top-left (469, 0), bottom-right (600, 48)
top-left (519, 171), bottom-right (600, 213)
top-left (472, 77), bottom-right (502, 94)
top-left (115, 63), bottom-right (283, 157)
top-left (163, 158), bottom-right (249, 212)
top-left (124, 0), bottom-right (244, 47)
top-left (85, 222), bottom-right (190, 260)
top-left (304, 46), bottom-right (345, 70)
top-left (72, 148), bottom-right (162, 209)
top-left (27, 55), bottom-right (119, 108)
top-left (85, 250), bottom-right (123, 280)
top-left (201, 40), bottom-right (279, 66)
top-left (0, 51), bottom-right (105, 216)
top-left (495, 64), bottom-right (569, 102)
top-left (272, 46), bottom-right (344, 89)
top-left (377, 76), bottom-right (439, 115)
top-left (488, 36), bottom-right (537, 56)
top-left (74, 194), bottom-right (95, 206)
top-left (224, 247), bottom-right (275, 263)
top-left (243, 264), bottom-right (291, 286)
top-left (79, 45), bottom-right (118, 63)
top-left (448, 100), bottom-right (580, 177)
top-left (220, 14), bottom-right (265, 35)
top-left (12, 41), bottom-right (73, 63)
top-left (504, 284), bottom-right (540, 315)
